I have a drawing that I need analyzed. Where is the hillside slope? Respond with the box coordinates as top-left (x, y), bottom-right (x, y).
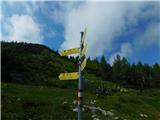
top-left (1, 41), bottom-right (160, 120)
top-left (1, 41), bottom-right (78, 85)
top-left (2, 41), bottom-right (160, 89)
top-left (1, 42), bottom-right (115, 92)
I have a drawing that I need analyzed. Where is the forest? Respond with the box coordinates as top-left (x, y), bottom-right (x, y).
top-left (1, 41), bottom-right (160, 89)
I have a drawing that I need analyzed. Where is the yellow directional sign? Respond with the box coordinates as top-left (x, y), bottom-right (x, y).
top-left (82, 28), bottom-right (87, 44)
top-left (59, 72), bottom-right (79, 80)
top-left (60, 48), bottom-right (80, 56)
top-left (81, 43), bottom-right (87, 57)
top-left (58, 28), bottom-right (87, 81)
top-left (81, 58), bottom-right (87, 71)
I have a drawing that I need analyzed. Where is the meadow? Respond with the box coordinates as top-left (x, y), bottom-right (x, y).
top-left (2, 79), bottom-right (160, 120)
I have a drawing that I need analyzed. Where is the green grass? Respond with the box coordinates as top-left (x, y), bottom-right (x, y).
top-left (46, 73), bottom-right (115, 93)
top-left (1, 82), bottom-right (160, 120)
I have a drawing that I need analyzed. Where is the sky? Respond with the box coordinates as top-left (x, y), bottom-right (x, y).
top-left (1, 1), bottom-right (160, 65)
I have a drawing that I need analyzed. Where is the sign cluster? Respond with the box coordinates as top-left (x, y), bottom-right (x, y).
top-left (58, 28), bottom-right (87, 80)
top-left (58, 28), bottom-right (87, 120)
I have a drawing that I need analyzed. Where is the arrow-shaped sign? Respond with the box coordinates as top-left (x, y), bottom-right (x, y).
top-left (81, 43), bottom-right (87, 57)
top-left (82, 28), bottom-right (87, 44)
top-left (60, 48), bottom-right (80, 56)
top-left (59, 72), bottom-right (79, 80)
top-left (81, 58), bottom-right (87, 71)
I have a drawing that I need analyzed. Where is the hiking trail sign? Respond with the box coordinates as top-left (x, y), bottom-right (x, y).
top-left (58, 72), bottom-right (79, 80)
top-left (58, 28), bottom-right (87, 120)
top-left (60, 48), bottom-right (80, 56)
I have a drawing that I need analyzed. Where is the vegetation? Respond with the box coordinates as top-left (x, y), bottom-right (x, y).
top-left (1, 41), bottom-right (160, 120)
top-left (87, 54), bottom-right (160, 90)
top-left (2, 83), bottom-right (160, 120)
top-left (2, 41), bottom-right (160, 89)
top-left (1, 41), bottom-right (77, 85)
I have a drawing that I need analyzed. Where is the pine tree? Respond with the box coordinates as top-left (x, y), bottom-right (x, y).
top-left (152, 63), bottom-right (160, 87)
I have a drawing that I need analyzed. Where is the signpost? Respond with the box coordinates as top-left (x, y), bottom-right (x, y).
top-left (58, 28), bottom-right (87, 120)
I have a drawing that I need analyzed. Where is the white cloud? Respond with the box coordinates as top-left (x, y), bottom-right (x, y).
top-left (109, 20), bottom-right (160, 65)
top-left (60, 2), bottom-right (127, 57)
top-left (2, 14), bottom-right (43, 43)
top-left (121, 42), bottom-right (132, 57)
top-left (109, 42), bottom-right (132, 65)
top-left (134, 22), bottom-right (160, 48)
top-left (1, 1), bottom-right (36, 16)
top-left (1, 1), bottom-right (44, 43)
top-left (58, 2), bottom-right (156, 58)
top-left (1, 1), bottom-right (159, 63)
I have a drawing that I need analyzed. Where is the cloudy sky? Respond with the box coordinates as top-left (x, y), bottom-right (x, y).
top-left (1, 1), bottom-right (160, 64)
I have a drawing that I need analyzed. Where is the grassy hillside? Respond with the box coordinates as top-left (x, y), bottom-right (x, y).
top-left (1, 41), bottom-right (160, 120)
top-left (2, 82), bottom-right (160, 120)
top-left (1, 41), bottom-right (78, 85)
top-left (1, 41), bottom-right (115, 92)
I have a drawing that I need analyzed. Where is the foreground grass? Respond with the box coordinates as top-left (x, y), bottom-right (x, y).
top-left (1, 82), bottom-right (160, 120)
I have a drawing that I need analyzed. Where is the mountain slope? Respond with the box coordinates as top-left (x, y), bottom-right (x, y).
top-left (1, 41), bottom-right (160, 120)
top-left (1, 41), bottom-right (78, 85)
top-left (1, 41), bottom-right (113, 92)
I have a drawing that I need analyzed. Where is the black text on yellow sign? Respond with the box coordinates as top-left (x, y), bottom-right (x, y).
top-left (59, 72), bottom-right (79, 80)
top-left (60, 48), bottom-right (80, 56)
top-left (58, 28), bottom-right (87, 80)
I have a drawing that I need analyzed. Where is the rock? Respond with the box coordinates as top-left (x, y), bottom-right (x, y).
top-left (91, 114), bottom-right (97, 118)
top-left (106, 111), bottom-right (114, 116)
top-left (84, 105), bottom-right (113, 117)
top-left (140, 113), bottom-right (143, 117)
top-left (73, 108), bottom-right (78, 112)
top-left (90, 100), bottom-right (96, 105)
top-left (17, 98), bottom-right (21, 101)
top-left (114, 116), bottom-right (119, 120)
top-left (62, 101), bottom-right (67, 104)
top-left (40, 86), bottom-right (44, 89)
top-left (120, 88), bottom-right (128, 92)
top-left (101, 109), bottom-right (107, 116)
top-left (73, 100), bottom-right (76, 104)
top-left (90, 100), bottom-right (94, 105)
top-left (85, 105), bottom-right (97, 112)
top-left (93, 118), bottom-right (100, 120)
top-left (139, 113), bottom-right (148, 117)
top-left (143, 114), bottom-right (148, 117)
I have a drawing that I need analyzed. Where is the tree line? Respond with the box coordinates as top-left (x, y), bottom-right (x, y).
top-left (1, 41), bottom-right (160, 90)
top-left (83, 55), bottom-right (160, 89)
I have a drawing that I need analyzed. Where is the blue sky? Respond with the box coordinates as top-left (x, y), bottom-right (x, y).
top-left (1, 1), bottom-right (160, 65)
